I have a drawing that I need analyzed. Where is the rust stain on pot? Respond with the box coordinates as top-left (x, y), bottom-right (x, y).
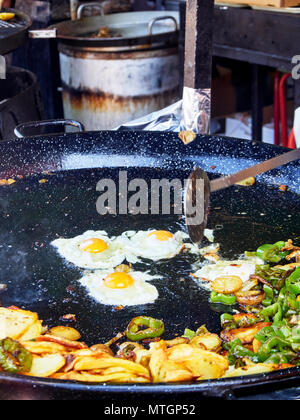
top-left (62, 84), bottom-right (179, 113)
top-left (59, 43), bottom-right (178, 61)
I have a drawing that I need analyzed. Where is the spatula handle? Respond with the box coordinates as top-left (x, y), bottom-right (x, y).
top-left (210, 148), bottom-right (300, 193)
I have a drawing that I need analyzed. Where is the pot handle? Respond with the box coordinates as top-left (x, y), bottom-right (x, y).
top-left (14, 119), bottom-right (85, 139)
top-left (77, 2), bottom-right (105, 20)
top-left (148, 16), bottom-right (179, 36)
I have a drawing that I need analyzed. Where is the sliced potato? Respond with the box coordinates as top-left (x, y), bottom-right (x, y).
top-left (179, 130), bottom-right (197, 145)
top-left (221, 322), bottom-right (272, 345)
top-left (274, 262), bottom-right (300, 271)
top-left (235, 177), bottom-right (256, 187)
top-left (19, 321), bottom-right (43, 341)
top-left (74, 355), bottom-right (150, 379)
top-left (21, 340), bottom-right (68, 354)
top-left (0, 307), bottom-right (38, 340)
top-left (149, 341), bottom-right (229, 383)
top-left (168, 344), bottom-right (229, 380)
top-left (36, 334), bottom-right (87, 350)
top-left (223, 363), bottom-right (275, 378)
top-left (27, 353), bottom-right (66, 378)
top-left (90, 344), bottom-right (114, 356)
top-left (52, 371), bottom-right (150, 383)
top-left (49, 326), bottom-right (81, 342)
top-left (211, 276), bottom-right (243, 294)
top-left (190, 333), bottom-right (222, 353)
top-left (235, 290), bottom-right (266, 306)
top-left (252, 338), bottom-right (262, 353)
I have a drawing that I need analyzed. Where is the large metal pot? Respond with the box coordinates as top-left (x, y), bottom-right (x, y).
top-left (31, 10), bottom-right (180, 131)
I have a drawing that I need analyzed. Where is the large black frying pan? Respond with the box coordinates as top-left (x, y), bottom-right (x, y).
top-left (0, 130), bottom-right (299, 400)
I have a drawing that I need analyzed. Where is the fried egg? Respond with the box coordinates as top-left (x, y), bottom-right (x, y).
top-left (121, 229), bottom-right (216, 262)
top-left (51, 230), bottom-right (127, 270)
top-left (193, 259), bottom-right (258, 290)
top-left (79, 269), bottom-right (160, 306)
top-left (120, 230), bottom-right (188, 262)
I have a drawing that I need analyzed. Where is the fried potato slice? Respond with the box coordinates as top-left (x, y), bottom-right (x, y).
top-left (0, 307), bottom-right (38, 340)
top-left (168, 344), bottom-right (229, 380)
top-left (52, 371), bottom-right (150, 383)
top-left (221, 322), bottom-right (272, 345)
top-left (149, 342), bottom-right (229, 382)
top-left (189, 333), bottom-right (222, 352)
top-left (73, 355), bottom-right (150, 380)
top-left (235, 177), bottom-right (256, 187)
top-left (211, 276), bottom-right (243, 294)
top-left (223, 359), bottom-right (293, 378)
top-left (19, 320), bottom-right (43, 341)
top-left (35, 334), bottom-right (88, 350)
top-left (27, 354), bottom-right (66, 378)
top-left (49, 326), bottom-right (81, 342)
top-left (20, 340), bottom-right (68, 354)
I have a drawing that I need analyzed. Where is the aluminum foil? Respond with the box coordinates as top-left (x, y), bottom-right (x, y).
top-left (115, 87), bottom-right (211, 135)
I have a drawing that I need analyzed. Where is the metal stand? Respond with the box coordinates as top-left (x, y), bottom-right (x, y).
top-left (184, 0), bottom-right (214, 91)
top-left (182, 0), bottom-right (214, 134)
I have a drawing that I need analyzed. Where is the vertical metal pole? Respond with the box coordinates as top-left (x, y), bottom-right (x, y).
top-left (184, 0), bottom-right (214, 90)
top-left (179, 1), bottom-right (186, 97)
top-left (182, 0), bottom-right (214, 134)
top-left (251, 64), bottom-right (263, 141)
top-left (70, 0), bottom-right (79, 20)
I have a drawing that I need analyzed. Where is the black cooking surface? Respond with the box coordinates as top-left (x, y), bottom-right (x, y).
top-left (0, 131), bottom-right (299, 398)
top-left (0, 166), bottom-right (298, 346)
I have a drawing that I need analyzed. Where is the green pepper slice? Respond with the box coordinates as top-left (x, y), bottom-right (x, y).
top-left (256, 242), bottom-right (288, 263)
top-left (0, 338), bottom-right (32, 374)
top-left (285, 267), bottom-right (300, 295)
top-left (125, 316), bottom-right (165, 342)
top-left (210, 292), bottom-right (236, 306)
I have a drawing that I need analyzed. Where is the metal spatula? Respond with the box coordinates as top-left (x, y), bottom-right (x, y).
top-left (185, 148), bottom-right (300, 245)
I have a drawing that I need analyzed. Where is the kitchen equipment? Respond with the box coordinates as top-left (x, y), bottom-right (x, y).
top-left (0, 129), bottom-right (299, 399)
top-left (185, 148), bottom-right (300, 244)
top-left (29, 11), bottom-right (181, 130)
top-left (0, 8), bottom-right (32, 55)
top-left (0, 66), bottom-right (44, 140)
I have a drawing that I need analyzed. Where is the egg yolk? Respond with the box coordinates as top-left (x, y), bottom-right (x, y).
top-left (104, 272), bottom-right (134, 289)
top-left (79, 238), bottom-right (108, 254)
top-left (148, 230), bottom-right (174, 241)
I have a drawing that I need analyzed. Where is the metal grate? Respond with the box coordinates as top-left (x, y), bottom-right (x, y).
top-left (0, 9), bottom-right (31, 54)
top-left (0, 19), bottom-right (24, 30)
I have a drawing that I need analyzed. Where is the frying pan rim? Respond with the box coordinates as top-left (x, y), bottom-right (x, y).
top-left (0, 365), bottom-right (298, 395)
top-left (0, 131), bottom-right (298, 396)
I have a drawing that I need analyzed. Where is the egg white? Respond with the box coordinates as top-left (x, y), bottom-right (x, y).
top-left (193, 259), bottom-right (258, 290)
top-left (51, 230), bottom-right (127, 270)
top-left (79, 270), bottom-right (160, 306)
top-left (119, 230), bottom-right (187, 262)
top-left (120, 229), bottom-right (215, 262)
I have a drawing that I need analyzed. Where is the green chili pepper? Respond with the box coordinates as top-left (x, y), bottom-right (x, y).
top-left (260, 302), bottom-right (280, 322)
top-left (0, 338), bottom-right (32, 374)
top-left (258, 336), bottom-right (292, 361)
top-left (182, 328), bottom-right (197, 340)
top-left (256, 242), bottom-right (288, 263)
top-left (125, 316), bottom-right (165, 342)
top-left (224, 338), bottom-right (260, 363)
top-left (262, 284), bottom-right (274, 307)
top-left (210, 292), bottom-right (236, 306)
top-left (220, 314), bottom-right (236, 330)
top-left (264, 352), bottom-right (295, 365)
top-left (285, 267), bottom-right (300, 295)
